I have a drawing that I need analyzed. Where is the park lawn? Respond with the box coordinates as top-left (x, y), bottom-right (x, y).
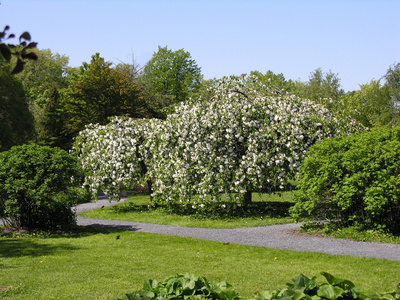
top-left (79, 192), bottom-right (298, 229)
top-left (1, 227), bottom-right (399, 300)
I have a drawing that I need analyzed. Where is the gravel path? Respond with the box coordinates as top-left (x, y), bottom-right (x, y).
top-left (73, 196), bottom-right (400, 261)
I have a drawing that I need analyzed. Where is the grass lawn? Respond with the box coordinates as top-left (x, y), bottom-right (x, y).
top-left (1, 226), bottom-right (400, 299)
top-left (79, 192), bottom-right (298, 229)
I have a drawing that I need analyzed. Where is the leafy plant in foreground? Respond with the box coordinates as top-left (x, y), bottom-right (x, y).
top-left (121, 272), bottom-right (400, 300)
top-left (121, 273), bottom-right (239, 300)
top-left (254, 272), bottom-right (400, 300)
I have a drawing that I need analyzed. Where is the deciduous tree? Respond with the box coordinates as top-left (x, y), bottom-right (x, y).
top-left (296, 68), bottom-right (345, 112)
top-left (140, 46), bottom-right (202, 104)
top-left (343, 80), bottom-right (391, 128)
top-left (147, 75), bottom-right (362, 206)
top-left (384, 62), bottom-right (400, 127)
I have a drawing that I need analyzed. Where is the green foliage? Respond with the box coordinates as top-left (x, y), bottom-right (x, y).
top-left (249, 70), bottom-right (298, 94)
top-left (63, 53), bottom-right (150, 145)
top-left (383, 62), bottom-right (400, 128)
top-left (122, 273), bottom-right (400, 300)
top-left (140, 46), bottom-right (203, 103)
top-left (0, 25), bottom-right (38, 74)
top-left (294, 68), bottom-right (345, 106)
top-left (0, 144), bottom-right (87, 229)
top-left (122, 273), bottom-right (239, 300)
top-left (290, 127), bottom-right (400, 234)
top-left (13, 48), bottom-right (70, 141)
top-left (14, 48), bottom-right (70, 106)
top-left (254, 272), bottom-right (400, 300)
top-left (0, 63), bottom-right (35, 151)
top-left (37, 83), bottom-right (69, 149)
top-left (342, 80), bottom-right (393, 128)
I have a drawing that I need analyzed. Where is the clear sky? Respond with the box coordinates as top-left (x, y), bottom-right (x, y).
top-left (1, 0), bottom-right (398, 91)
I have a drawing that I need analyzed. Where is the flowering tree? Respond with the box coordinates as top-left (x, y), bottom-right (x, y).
top-left (72, 117), bottom-right (156, 200)
top-left (146, 74), bottom-right (363, 206)
top-left (73, 75), bottom-right (363, 207)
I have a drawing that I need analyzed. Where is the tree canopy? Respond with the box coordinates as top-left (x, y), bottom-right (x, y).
top-left (73, 75), bottom-right (364, 206)
top-left (140, 46), bottom-right (203, 104)
top-left (384, 62), bottom-right (400, 127)
top-left (14, 48), bottom-right (70, 106)
top-left (0, 60), bottom-right (34, 151)
top-left (63, 53), bottom-right (149, 144)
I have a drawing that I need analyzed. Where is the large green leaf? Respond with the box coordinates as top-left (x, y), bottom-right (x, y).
top-left (317, 285), bottom-right (344, 300)
top-left (125, 290), bottom-right (155, 300)
top-left (293, 274), bottom-right (318, 291)
top-left (320, 272), bottom-right (355, 290)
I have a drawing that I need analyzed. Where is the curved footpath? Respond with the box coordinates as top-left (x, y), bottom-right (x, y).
top-left (73, 196), bottom-right (400, 261)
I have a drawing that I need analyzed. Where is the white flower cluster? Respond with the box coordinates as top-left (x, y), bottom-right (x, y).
top-left (146, 74), bottom-right (362, 204)
top-left (73, 74), bottom-right (363, 205)
top-left (72, 117), bottom-right (156, 200)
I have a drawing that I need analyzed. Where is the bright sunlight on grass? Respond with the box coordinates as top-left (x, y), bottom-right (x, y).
top-left (1, 227), bottom-right (399, 299)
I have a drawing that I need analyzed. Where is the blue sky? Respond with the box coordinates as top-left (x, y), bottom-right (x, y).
top-left (1, 0), bottom-right (399, 91)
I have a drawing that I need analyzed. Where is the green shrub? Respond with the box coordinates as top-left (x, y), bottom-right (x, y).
top-left (290, 127), bottom-right (400, 234)
top-left (120, 272), bottom-right (400, 300)
top-left (0, 144), bottom-right (87, 229)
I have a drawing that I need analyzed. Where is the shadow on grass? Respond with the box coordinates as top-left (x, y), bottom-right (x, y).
top-left (0, 226), bottom-right (132, 258)
top-left (84, 224), bottom-right (139, 232)
top-left (111, 200), bottom-right (295, 219)
top-left (0, 238), bottom-right (80, 258)
top-left (0, 225), bottom-right (129, 240)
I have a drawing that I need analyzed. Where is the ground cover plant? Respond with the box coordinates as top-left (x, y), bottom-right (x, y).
top-left (290, 127), bottom-right (400, 234)
top-left (1, 227), bottom-right (399, 299)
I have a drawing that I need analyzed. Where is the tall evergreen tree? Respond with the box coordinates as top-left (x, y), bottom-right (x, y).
top-left (38, 83), bottom-right (68, 149)
top-left (63, 53), bottom-right (149, 146)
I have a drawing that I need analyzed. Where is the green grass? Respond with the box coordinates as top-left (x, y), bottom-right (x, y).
top-left (79, 192), bottom-right (298, 229)
top-left (1, 227), bottom-right (399, 299)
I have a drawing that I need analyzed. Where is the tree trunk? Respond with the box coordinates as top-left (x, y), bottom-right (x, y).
top-left (135, 138), bottom-right (153, 201)
top-left (243, 189), bottom-right (252, 206)
top-left (147, 178), bottom-right (153, 201)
